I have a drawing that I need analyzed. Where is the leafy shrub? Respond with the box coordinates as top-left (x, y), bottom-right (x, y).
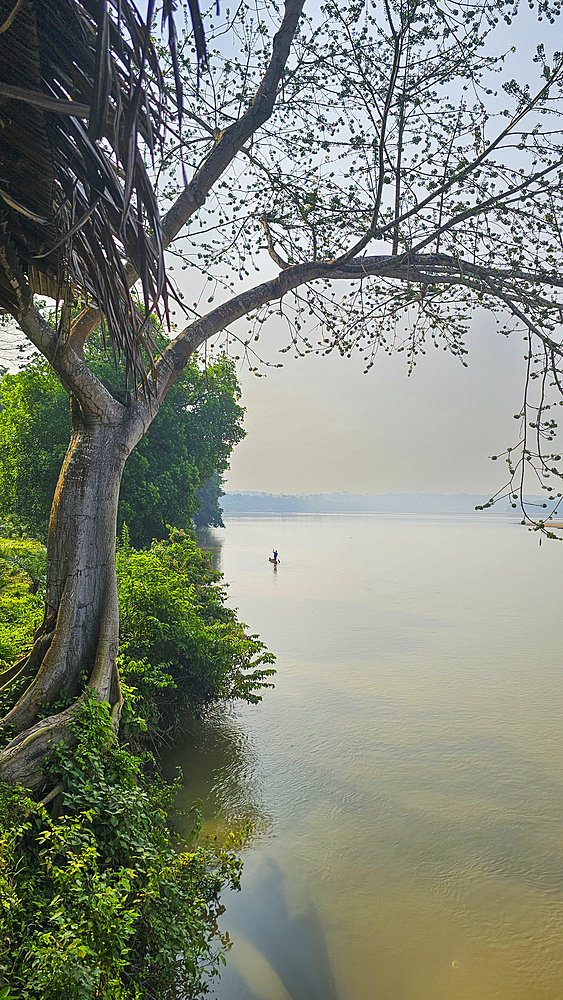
top-left (117, 527), bottom-right (275, 736)
top-left (0, 360), bottom-right (70, 541)
top-left (0, 537), bottom-right (45, 667)
top-left (0, 529), bottom-right (273, 996)
top-left (0, 697), bottom-right (241, 1000)
top-left (0, 525), bottom-right (275, 733)
top-left (0, 537), bottom-right (46, 596)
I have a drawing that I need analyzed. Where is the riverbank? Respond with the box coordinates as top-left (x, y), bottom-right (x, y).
top-left (0, 526), bottom-right (274, 998)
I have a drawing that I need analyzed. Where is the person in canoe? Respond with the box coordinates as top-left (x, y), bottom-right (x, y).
top-left (270, 549), bottom-right (279, 564)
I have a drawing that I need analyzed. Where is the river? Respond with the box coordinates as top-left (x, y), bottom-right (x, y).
top-left (161, 513), bottom-right (563, 1000)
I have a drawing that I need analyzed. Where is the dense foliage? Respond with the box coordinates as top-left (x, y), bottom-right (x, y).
top-left (0, 534), bottom-right (45, 669)
top-left (0, 351), bottom-right (244, 546)
top-left (0, 363), bottom-right (69, 544)
top-left (0, 525), bottom-right (274, 739)
top-left (0, 697), bottom-right (241, 1000)
top-left (0, 525), bottom-right (274, 996)
top-left (117, 527), bottom-right (275, 737)
top-left (193, 473), bottom-right (226, 530)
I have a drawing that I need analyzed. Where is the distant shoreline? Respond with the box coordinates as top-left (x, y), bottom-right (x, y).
top-left (221, 510), bottom-right (514, 519)
top-left (221, 491), bottom-right (557, 517)
top-left (222, 508), bottom-right (512, 515)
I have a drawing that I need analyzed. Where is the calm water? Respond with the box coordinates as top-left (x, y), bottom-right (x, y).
top-left (162, 514), bottom-right (563, 1000)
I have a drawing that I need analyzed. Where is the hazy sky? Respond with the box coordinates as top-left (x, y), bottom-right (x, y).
top-left (171, 5), bottom-right (557, 498)
top-left (213, 311), bottom-right (528, 495)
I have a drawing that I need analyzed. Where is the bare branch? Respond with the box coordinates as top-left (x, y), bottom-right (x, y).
top-left (161, 0), bottom-right (305, 246)
top-left (69, 0), bottom-right (305, 351)
top-left (480, 272), bottom-right (563, 354)
top-left (260, 217), bottom-right (290, 269)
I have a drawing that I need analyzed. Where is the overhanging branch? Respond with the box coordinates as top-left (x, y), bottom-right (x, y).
top-left (68, 0), bottom-right (305, 353)
top-left (154, 251), bottom-right (563, 400)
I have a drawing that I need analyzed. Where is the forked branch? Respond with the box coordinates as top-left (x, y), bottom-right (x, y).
top-left (69, 0), bottom-right (306, 353)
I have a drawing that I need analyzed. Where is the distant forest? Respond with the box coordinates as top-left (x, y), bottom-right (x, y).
top-left (221, 493), bottom-right (560, 516)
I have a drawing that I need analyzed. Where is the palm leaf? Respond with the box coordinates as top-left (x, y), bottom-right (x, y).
top-left (0, 0), bottom-right (207, 388)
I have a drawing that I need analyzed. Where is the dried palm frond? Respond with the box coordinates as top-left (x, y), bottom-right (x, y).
top-left (0, 0), bottom-right (206, 388)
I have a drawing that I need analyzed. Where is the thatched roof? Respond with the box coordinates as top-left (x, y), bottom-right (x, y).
top-left (0, 0), bottom-right (204, 378)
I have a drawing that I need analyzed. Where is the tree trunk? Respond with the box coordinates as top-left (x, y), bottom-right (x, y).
top-left (0, 395), bottom-right (139, 790)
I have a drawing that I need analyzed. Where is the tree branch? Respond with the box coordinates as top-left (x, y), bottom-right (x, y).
top-left (68, 0), bottom-right (305, 353)
top-left (336, 54), bottom-right (563, 264)
top-left (18, 305), bottom-right (125, 422)
top-left (160, 0), bottom-right (305, 246)
top-left (153, 251), bottom-right (563, 400)
top-left (480, 272), bottom-right (563, 354)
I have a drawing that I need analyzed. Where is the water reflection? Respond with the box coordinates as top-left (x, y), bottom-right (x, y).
top-left (218, 857), bottom-right (341, 1000)
top-left (160, 707), bottom-right (273, 844)
top-left (177, 515), bottom-right (563, 1000)
top-left (195, 526), bottom-right (224, 572)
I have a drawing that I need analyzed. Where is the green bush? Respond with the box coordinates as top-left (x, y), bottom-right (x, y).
top-left (0, 360), bottom-right (70, 541)
top-left (0, 526), bottom-right (275, 733)
top-left (0, 529), bottom-right (274, 997)
top-left (0, 536), bottom-right (45, 667)
top-left (117, 527), bottom-right (275, 736)
top-left (0, 697), bottom-right (241, 1000)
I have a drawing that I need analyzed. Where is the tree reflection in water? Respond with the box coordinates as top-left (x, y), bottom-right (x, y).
top-left (160, 706), bottom-right (273, 845)
top-left (167, 528), bottom-right (341, 999)
top-left (214, 856), bottom-right (341, 1000)
top-left (195, 525), bottom-right (225, 573)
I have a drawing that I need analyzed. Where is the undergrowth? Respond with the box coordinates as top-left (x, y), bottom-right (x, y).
top-left (0, 525), bottom-right (274, 997)
top-left (0, 533), bottom-right (44, 668)
top-left (0, 697), bottom-right (241, 999)
top-left (117, 526), bottom-right (275, 739)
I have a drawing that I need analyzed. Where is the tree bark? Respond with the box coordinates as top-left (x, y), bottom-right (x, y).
top-left (0, 391), bottom-right (144, 790)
